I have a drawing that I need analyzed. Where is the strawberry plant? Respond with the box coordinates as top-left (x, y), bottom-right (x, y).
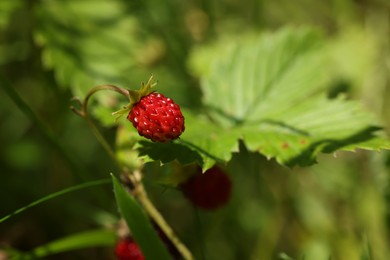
top-left (1, 1), bottom-right (390, 259)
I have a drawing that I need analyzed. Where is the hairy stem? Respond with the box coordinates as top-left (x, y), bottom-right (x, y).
top-left (70, 84), bottom-right (131, 117)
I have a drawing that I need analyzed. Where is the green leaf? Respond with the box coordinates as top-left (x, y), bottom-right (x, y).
top-left (23, 230), bottom-right (116, 259)
top-left (339, 135), bottom-right (390, 152)
top-left (136, 110), bottom-right (240, 171)
top-left (179, 110), bottom-right (240, 169)
top-left (34, 1), bottom-right (142, 101)
top-left (137, 140), bottom-right (204, 166)
top-left (6, 230), bottom-right (116, 259)
top-left (111, 174), bottom-right (172, 260)
top-left (201, 28), bottom-right (329, 126)
top-left (139, 27), bottom-right (389, 171)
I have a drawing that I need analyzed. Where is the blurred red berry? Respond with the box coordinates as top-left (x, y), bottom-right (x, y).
top-left (115, 237), bottom-right (144, 260)
top-left (181, 166), bottom-right (232, 210)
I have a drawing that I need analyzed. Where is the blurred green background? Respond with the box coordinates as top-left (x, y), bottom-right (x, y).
top-left (1, 0), bottom-right (390, 259)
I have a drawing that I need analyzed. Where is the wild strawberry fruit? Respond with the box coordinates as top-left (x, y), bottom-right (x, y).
top-left (110, 76), bottom-right (184, 142)
top-left (181, 165), bottom-right (232, 210)
top-left (115, 237), bottom-right (145, 260)
top-left (127, 92), bottom-right (185, 142)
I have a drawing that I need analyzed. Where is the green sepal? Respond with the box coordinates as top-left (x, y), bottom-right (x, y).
top-left (112, 75), bottom-right (157, 121)
top-left (128, 75), bottom-right (157, 106)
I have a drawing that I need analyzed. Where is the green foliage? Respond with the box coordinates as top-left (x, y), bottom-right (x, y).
top-left (8, 230), bottom-right (116, 259)
top-left (137, 28), bottom-right (390, 171)
top-left (1, 0), bottom-right (390, 259)
top-left (34, 1), bottom-right (141, 98)
top-left (0, 1), bottom-right (22, 28)
top-left (31, 1), bottom-right (390, 172)
top-left (137, 110), bottom-right (240, 170)
top-left (111, 174), bottom-right (172, 260)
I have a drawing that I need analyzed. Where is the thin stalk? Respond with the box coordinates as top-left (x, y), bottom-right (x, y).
top-left (85, 115), bottom-right (117, 163)
top-left (82, 85), bottom-right (131, 116)
top-left (0, 178), bottom-right (111, 223)
top-left (132, 170), bottom-right (194, 260)
top-left (73, 84), bottom-right (194, 260)
top-left (70, 84), bottom-right (130, 165)
top-left (70, 84), bottom-right (131, 118)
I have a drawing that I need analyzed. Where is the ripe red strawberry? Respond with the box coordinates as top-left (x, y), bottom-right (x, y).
top-left (115, 237), bottom-right (145, 260)
top-left (127, 92), bottom-right (185, 142)
top-left (181, 166), bottom-right (232, 210)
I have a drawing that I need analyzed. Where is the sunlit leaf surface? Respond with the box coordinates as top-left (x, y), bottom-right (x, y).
top-left (137, 28), bottom-right (390, 170)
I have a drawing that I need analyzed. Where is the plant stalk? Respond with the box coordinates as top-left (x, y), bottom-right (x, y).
top-left (131, 170), bottom-right (194, 260)
top-left (72, 84), bottom-right (194, 260)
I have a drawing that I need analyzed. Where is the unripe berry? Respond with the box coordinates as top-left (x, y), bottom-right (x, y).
top-left (181, 166), bottom-right (232, 210)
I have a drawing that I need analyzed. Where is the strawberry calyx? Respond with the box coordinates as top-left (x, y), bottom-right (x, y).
top-left (129, 76), bottom-right (157, 106)
top-left (112, 76), bottom-right (157, 120)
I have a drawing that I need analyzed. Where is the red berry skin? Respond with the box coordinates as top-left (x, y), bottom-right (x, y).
top-left (181, 166), bottom-right (232, 210)
top-left (127, 92), bottom-right (185, 142)
top-left (115, 237), bottom-right (145, 260)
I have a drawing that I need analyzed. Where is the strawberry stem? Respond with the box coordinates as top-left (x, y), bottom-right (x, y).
top-left (70, 84), bottom-right (131, 118)
top-left (130, 170), bottom-right (194, 260)
top-left (70, 77), bottom-right (194, 260)
top-left (70, 84), bottom-right (131, 163)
